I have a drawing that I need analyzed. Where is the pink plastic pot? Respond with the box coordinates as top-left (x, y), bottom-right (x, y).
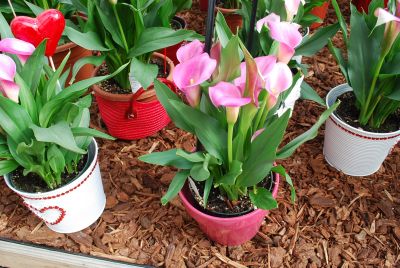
top-left (179, 173), bottom-right (280, 246)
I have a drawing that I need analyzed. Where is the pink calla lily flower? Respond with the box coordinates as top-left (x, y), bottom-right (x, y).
top-left (177, 40), bottom-right (205, 63)
top-left (265, 62), bottom-right (293, 108)
top-left (268, 20), bottom-right (302, 63)
top-left (256, 13), bottom-right (280, 32)
top-left (234, 56), bottom-right (277, 105)
top-left (0, 54), bottom-right (20, 102)
top-left (173, 53), bottom-right (217, 107)
top-left (285, 0), bottom-right (304, 20)
top-left (0, 38), bottom-right (35, 63)
top-left (209, 81), bottom-right (251, 123)
top-left (375, 6), bottom-right (400, 55)
top-left (209, 81), bottom-right (251, 108)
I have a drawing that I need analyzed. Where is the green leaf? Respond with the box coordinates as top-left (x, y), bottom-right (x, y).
top-left (190, 163), bottom-right (210, 181)
top-left (39, 63), bottom-right (129, 127)
top-left (43, 51), bottom-right (71, 101)
top-left (14, 74), bottom-right (39, 124)
top-left (161, 170), bottom-right (190, 205)
top-left (24, 1), bottom-right (44, 15)
top-left (300, 81), bottom-right (325, 106)
top-left (16, 140), bottom-right (46, 163)
top-left (64, 27), bottom-right (110, 51)
top-left (328, 40), bottom-right (349, 82)
top-left (69, 55), bottom-right (106, 85)
top-left (271, 165), bottom-right (296, 203)
top-left (0, 160), bottom-right (19, 176)
top-left (294, 23), bottom-right (340, 56)
top-left (130, 58), bottom-right (158, 90)
top-left (0, 12), bottom-right (13, 38)
top-left (214, 35), bottom-right (241, 83)
top-left (139, 149), bottom-right (194, 169)
top-left (71, 127), bottom-right (115, 140)
top-left (237, 110), bottom-right (291, 187)
top-left (203, 177), bottom-right (213, 207)
top-left (331, 0), bottom-right (348, 46)
top-left (176, 149), bottom-right (205, 162)
top-left (215, 11), bottom-right (233, 47)
top-left (215, 160), bottom-right (242, 186)
top-left (128, 28), bottom-right (199, 57)
top-left (0, 96), bottom-right (33, 144)
top-left (20, 40), bottom-right (46, 92)
top-left (30, 121), bottom-right (86, 154)
top-left (277, 101), bottom-right (339, 159)
top-left (249, 187), bottom-right (278, 210)
top-left (47, 144), bottom-right (65, 184)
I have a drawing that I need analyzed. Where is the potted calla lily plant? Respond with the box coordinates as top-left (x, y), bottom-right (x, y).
top-left (67, 0), bottom-right (199, 140)
top-left (0, 37), bottom-right (126, 233)
top-left (140, 17), bottom-right (338, 246)
top-left (325, 0), bottom-right (400, 176)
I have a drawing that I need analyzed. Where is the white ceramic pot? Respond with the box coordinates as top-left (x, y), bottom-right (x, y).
top-left (323, 84), bottom-right (400, 176)
top-left (4, 139), bottom-right (106, 233)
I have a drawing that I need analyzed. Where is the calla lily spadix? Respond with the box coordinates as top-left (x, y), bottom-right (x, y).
top-left (0, 38), bottom-right (35, 64)
top-left (0, 54), bottom-right (20, 103)
top-left (173, 53), bottom-right (217, 107)
top-left (375, 3), bottom-right (400, 56)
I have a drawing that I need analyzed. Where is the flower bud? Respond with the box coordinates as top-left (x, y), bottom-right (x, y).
top-left (109, 0), bottom-right (117, 5)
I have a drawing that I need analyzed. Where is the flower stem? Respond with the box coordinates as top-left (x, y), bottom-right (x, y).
top-left (227, 122), bottom-right (234, 169)
top-left (112, 4), bottom-right (130, 54)
top-left (253, 94), bottom-right (268, 130)
top-left (360, 56), bottom-right (385, 125)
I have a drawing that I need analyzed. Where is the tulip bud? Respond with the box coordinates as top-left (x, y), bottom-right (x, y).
top-left (109, 0), bottom-right (117, 5)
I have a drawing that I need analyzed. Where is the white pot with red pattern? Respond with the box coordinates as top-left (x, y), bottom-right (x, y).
top-left (4, 139), bottom-right (106, 233)
top-left (323, 84), bottom-right (400, 176)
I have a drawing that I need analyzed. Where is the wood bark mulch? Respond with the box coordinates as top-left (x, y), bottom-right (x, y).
top-left (1, 1), bottom-right (399, 267)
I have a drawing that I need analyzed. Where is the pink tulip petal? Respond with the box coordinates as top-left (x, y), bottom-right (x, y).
top-left (265, 62), bottom-right (293, 95)
top-left (0, 54), bottom-right (16, 81)
top-left (176, 40), bottom-right (205, 63)
top-left (209, 81), bottom-right (251, 107)
top-left (256, 13), bottom-right (281, 32)
top-left (277, 43), bottom-right (295, 63)
top-left (0, 80), bottom-right (20, 103)
top-left (375, 8), bottom-right (400, 27)
top-left (173, 53), bottom-right (217, 89)
top-left (268, 21), bottom-right (302, 48)
top-left (0, 38), bottom-right (35, 63)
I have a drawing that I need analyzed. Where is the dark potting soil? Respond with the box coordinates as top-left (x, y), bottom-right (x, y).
top-left (335, 91), bottom-right (400, 133)
top-left (190, 173), bottom-right (274, 217)
top-left (10, 154), bottom-right (88, 193)
top-left (98, 59), bottom-right (170, 95)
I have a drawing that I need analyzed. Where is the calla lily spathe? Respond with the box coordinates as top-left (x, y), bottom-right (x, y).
top-left (0, 54), bottom-right (20, 102)
top-left (209, 81), bottom-right (251, 124)
top-left (176, 39), bottom-right (205, 63)
top-left (265, 62), bottom-right (293, 108)
top-left (285, 0), bottom-right (304, 20)
top-left (256, 14), bottom-right (302, 63)
top-left (375, 5), bottom-right (400, 55)
top-left (173, 53), bottom-right (217, 107)
top-left (0, 38), bottom-right (35, 63)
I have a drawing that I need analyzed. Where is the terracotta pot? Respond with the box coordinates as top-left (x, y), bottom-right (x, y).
top-left (52, 42), bottom-right (94, 85)
top-left (162, 16), bottom-right (187, 65)
top-left (199, 0), bottom-right (208, 11)
top-left (310, 2), bottom-right (330, 29)
top-left (353, 0), bottom-right (387, 13)
top-left (215, 7), bottom-right (243, 33)
top-left (179, 173), bottom-right (280, 246)
top-left (91, 52), bottom-right (176, 140)
top-left (4, 139), bottom-right (105, 233)
top-left (323, 84), bottom-right (400, 176)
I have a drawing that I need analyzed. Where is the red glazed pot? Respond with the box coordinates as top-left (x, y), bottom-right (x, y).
top-left (353, 0), bottom-right (387, 12)
top-left (310, 2), bottom-right (330, 29)
top-left (91, 53), bottom-right (176, 140)
top-left (179, 172), bottom-right (280, 246)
